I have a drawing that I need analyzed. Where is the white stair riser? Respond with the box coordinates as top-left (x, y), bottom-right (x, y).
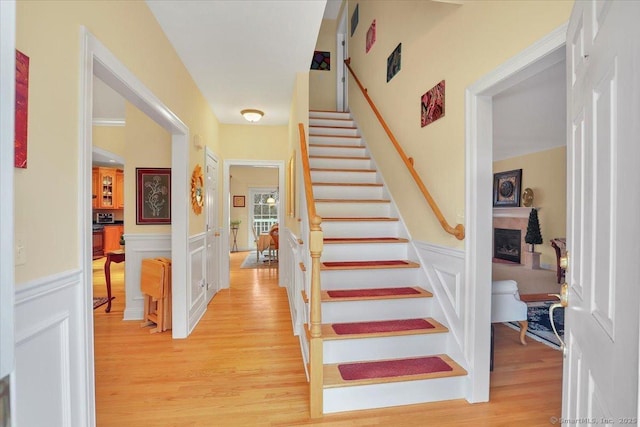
top-left (324, 333), bottom-right (449, 364)
top-left (309, 135), bottom-right (363, 146)
top-left (309, 126), bottom-right (359, 137)
top-left (322, 243), bottom-right (408, 262)
top-left (309, 111), bottom-right (352, 120)
top-left (309, 118), bottom-right (355, 128)
top-left (313, 185), bottom-right (383, 200)
top-left (316, 202), bottom-right (390, 218)
top-left (320, 298), bottom-right (432, 323)
top-left (310, 157), bottom-right (373, 170)
top-left (323, 376), bottom-right (466, 414)
top-left (309, 145), bottom-right (368, 158)
top-left (311, 170), bottom-right (378, 184)
top-left (321, 268), bottom-right (419, 289)
top-left (322, 221), bottom-right (400, 238)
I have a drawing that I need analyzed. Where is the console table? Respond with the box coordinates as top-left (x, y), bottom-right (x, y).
top-left (104, 250), bottom-right (125, 313)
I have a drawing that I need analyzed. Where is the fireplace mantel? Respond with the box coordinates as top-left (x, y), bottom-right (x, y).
top-left (493, 207), bottom-right (540, 218)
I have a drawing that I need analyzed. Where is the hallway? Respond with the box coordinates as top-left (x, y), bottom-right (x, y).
top-left (93, 252), bottom-right (561, 426)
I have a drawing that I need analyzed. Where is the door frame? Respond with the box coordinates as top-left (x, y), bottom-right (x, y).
top-left (221, 159), bottom-right (285, 288)
top-left (336, 3), bottom-right (349, 112)
top-left (0, 0), bottom-right (16, 406)
top-left (464, 23), bottom-right (567, 402)
top-left (79, 28), bottom-right (191, 422)
top-left (205, 147), bottom-right (220, 303)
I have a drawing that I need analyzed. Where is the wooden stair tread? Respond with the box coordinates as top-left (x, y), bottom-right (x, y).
top-left (302, 287), bottom-right (432, 303)
top-left (322, 217), bottom-right (399, 222)
top-left (315, 199), bottom-right (390, 203)
top-left (324, 237), bottom-right (408, 244)
top-left (321, 260), bottom-right (420, 270)
top-left (323, 354), bottom-right (467, 388)
top-left (312, 182), bottom-right (383, 187)
top-left (321, 318), bottom-right (448, 340)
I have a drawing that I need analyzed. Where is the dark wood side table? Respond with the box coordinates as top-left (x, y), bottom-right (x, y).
top-left (104, 250), bottom-right (125, 313)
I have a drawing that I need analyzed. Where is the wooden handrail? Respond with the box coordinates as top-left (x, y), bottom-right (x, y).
top-left (344, 58), bottom-right (465, 240)
top-left (298, 123), bottom-right (318, 227)
top-left (298, 123), bottom-right (324, 417)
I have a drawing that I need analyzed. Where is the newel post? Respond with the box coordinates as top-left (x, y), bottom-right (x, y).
top-left (309, 215), bottom-right (324, 417)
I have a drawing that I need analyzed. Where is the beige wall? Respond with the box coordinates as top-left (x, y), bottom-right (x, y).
top-left (493, 147), bottom-right (566, 267)
top-left (92, 125), bottom-right (125, 156)
top-left (16, 0), bottom-right (219, 282)
top-left (286, 72), bottom-right (310, 237)
top-left (309, 18), bottom-right (337, 111)
top-left (123, 103), bottom-right (172, 235)
top-left (229, 166), bottom-right (279, 249)
top-left (344, 0), bottom-right (573, 248)
top-left (220, 124), bottom-right (289, 161)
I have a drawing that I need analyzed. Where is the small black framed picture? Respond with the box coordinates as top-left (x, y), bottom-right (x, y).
top-left (493, 169), bottom-right (522, 207)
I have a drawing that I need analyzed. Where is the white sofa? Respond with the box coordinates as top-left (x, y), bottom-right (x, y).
top-left (491, 279), bottom-right (528, 345)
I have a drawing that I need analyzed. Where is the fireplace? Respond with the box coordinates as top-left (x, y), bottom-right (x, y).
top-left (494, 228), bottom-right (521, 264)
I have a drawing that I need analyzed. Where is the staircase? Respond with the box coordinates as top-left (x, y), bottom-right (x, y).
top-left (302, 110), bottom-right (468, 414)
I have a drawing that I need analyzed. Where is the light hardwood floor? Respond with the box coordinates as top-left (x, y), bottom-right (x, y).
top-left (93, 251), bottom-right (562, 426)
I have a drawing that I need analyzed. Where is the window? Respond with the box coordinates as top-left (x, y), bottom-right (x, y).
top-left (249, 188), bottom-right (278, 239)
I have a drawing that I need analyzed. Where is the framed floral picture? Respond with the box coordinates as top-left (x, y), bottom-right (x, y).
top-left (136, 168), bottom-right (171, 224)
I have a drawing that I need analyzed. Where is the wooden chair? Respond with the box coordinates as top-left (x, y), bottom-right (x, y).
top-left (268, 225), bottom-right (279, 265)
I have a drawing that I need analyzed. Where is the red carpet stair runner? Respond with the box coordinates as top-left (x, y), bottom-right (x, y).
top-left (303, 110), bottom-right (467, 414)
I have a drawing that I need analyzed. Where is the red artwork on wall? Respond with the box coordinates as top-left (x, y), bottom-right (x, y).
top-left (421, 80), bottom-right (445, 127)
top-left (366, 19), bottom-right (376, 53)
top-left (15, 50), bottom-right (29, 169)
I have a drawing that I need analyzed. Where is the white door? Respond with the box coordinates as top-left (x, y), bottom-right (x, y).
top-left (205, 149), bottom-right (219, 303)
top-left (336, 5), bottom-right (348, 112)
top-left (563, 0), bottom-right (640, 421)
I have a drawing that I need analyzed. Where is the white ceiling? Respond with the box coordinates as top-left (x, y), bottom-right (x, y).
top-left (145, 0), bottom-right (330, 125)
top-left (493, 58), bottom-right (566, 161)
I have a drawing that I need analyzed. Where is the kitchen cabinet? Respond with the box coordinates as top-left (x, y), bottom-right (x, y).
top-left (93, 167), bottom-right (124, 210)
top-left (94, 167), bottom-right (116, 209)
top-left (115, 169), bottom-right (124, 209)
top-left (93, 228), bottom-right (104, 259)
top-left (92, 169), bottom-right (99, 209)
top-left (103, 225), bottom-right (124, 253)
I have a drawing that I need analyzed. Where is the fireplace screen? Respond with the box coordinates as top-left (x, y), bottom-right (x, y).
top-left (494, 228), bottom-right (521, 264)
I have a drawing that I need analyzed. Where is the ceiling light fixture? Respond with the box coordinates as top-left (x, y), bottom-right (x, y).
top-left (241, 109), bottom-right (264, 123)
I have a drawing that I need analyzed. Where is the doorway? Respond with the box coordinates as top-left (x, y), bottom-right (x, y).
top-left (222, 160), bottom-right (285, 289)
top-left (465, 24), bottom-right (567, 402)
top-left (80, 27), bottom-right (190, 423)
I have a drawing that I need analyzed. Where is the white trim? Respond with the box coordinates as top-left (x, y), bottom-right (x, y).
top-left (336, 4), bottom-right (349, 112)
top-left (14, 269), bottom-right (82, 305)
top-left (465, 23), bottom-right (567, 403)
top-left (222, 159), bottom-right (285, 288)
top-left (0, 0), bottom-right (16, 380)
top-left (493, 207), bottom-right (540, 218)
top-left (92, 118), bottom-right (125, 127)
top-left (79, 26), bottom-right (191, 424)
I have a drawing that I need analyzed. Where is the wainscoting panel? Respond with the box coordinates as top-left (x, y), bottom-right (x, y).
top-left (281, 227), bottom-right (311, 379)
top-left (122, 234), bottom-right (171, 321)
top-left (188, 233), bottom-right (207, 333)
top-left (14, 269), bottom-right (87, 427)
top-left (414, 241), bottom-right (466, 354)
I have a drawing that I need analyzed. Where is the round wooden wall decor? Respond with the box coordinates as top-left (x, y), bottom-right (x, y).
top-left (191, 164), bottom-right (204, 215)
